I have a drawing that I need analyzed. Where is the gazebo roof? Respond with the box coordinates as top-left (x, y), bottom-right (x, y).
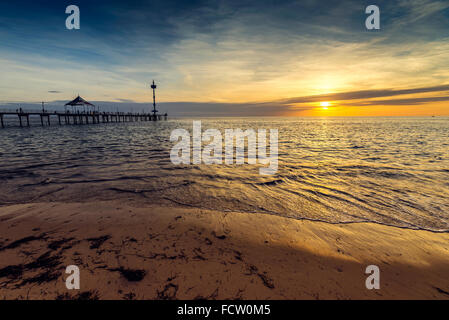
top-left (65, 96), bottom-right (95, 107)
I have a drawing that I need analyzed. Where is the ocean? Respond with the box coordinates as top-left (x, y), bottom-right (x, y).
top-left (1, 117), bottom-right (448, 232)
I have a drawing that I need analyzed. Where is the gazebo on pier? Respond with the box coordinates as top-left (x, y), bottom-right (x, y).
top-left (65, 96), bottom-right (96, 113)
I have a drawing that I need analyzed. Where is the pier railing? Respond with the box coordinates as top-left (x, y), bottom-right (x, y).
top-left (0, 110), bottom-right (168, 128)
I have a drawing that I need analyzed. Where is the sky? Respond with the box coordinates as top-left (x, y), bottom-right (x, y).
top-left (0, 0), bottom-right (449, 116)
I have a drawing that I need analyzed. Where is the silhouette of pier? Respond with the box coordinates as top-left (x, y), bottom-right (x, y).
top-left (1, 83), bottom-right (167, 129)
top-left (0, 110), bottom-right (167, 128)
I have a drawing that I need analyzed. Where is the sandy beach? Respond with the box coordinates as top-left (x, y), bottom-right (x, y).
top-left (0, 200), bottom-right (448, 300)
top-left (3, 0), bottom-right (449, 305)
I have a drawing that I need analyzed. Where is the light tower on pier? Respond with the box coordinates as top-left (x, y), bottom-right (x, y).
top-left (150, 80), bottom-right (158, 117)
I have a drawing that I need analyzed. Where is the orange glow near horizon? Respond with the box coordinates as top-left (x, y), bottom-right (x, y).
top-left (299, 101), bottom-right (449, 117)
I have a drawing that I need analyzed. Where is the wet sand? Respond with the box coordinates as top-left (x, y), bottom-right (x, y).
top-left (0, 201), bottom-right (448, 300)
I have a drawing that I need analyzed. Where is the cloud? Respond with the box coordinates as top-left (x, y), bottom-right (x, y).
top-left (116, 98), bottom-right (137, 103)
top-left (281, 84), bottom-right (449, 104)
top-left (340, 96), bottom-right (449, 106)
top-left (0, 0), bottom-right (449, 116)
top-left (3, 82), bottom-right (448, 116)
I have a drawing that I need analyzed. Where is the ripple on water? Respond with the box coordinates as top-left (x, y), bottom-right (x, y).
top-left (0, 117), bottom-right (448, 232)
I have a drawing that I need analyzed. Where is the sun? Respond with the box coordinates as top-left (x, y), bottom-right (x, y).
top-left (320, 101), bottom-right (330, 109)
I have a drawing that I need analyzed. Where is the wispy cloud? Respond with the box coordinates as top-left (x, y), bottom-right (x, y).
top-left (0, 0), bottom-right (448, 115)
top-left (340, 96), bottom-right (449, 106)
top-left (281, 85), bottom-right (449, 104)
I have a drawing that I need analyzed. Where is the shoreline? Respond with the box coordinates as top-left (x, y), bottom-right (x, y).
top-left (1, 201), bottom-right (449, 299)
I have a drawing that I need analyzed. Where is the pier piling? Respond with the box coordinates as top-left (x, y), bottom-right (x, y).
top-left (0, 110), bottom-right (167, 129)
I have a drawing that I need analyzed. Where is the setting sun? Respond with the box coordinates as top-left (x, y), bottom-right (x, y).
top-left (320, 101), bottom-right (330, 109)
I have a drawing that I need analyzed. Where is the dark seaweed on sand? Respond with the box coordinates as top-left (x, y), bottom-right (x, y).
top-left (86, 235), bottom-right (111, 249)
top-left (109, 267), bottom-right (146, 282)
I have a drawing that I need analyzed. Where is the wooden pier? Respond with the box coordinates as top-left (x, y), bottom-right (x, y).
top-left (0, 111), bottom-right (167, 128)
